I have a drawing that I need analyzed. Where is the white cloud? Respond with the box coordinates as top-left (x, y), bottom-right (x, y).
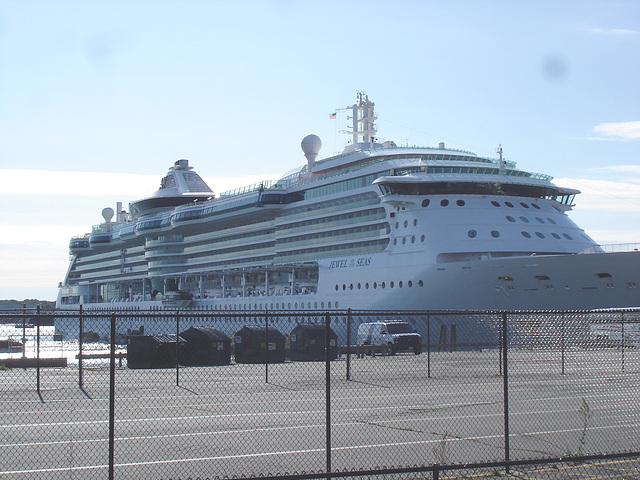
top-left (588, 27), bottom-right (640, 37)
top-left (557, 177), bottom-right (640, 212)
top-left (592, 121), bottom-right (640, 141)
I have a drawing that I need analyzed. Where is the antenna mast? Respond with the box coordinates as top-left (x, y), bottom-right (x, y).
top-left (347, 92), bottom-right (377, 145)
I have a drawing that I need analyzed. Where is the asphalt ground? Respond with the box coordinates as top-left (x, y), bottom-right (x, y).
top-left (1, 347), bottom-right (639, 479)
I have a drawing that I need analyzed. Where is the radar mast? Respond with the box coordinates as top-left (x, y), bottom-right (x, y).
top-left (347, 92), bottom-right (377, 145)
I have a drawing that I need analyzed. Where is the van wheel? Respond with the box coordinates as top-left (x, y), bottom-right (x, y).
top-left (413, 346), bottom-right (422, 355)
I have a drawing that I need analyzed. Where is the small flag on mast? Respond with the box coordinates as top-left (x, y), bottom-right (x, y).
top-left (329, 112), bottom-right (336, 119)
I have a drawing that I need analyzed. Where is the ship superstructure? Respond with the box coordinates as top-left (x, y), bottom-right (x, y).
top-left (58, 94), bottom-right (640, 343)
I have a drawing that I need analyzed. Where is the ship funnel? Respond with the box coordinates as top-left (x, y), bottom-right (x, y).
top-left (438, 142), bottom-right (445, 150)
top-left (301, 134), bottom-right (322, 171)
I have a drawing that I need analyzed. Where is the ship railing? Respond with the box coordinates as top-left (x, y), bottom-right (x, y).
top-left (219, 179), bottom-right (278, 198)
top-left (586, 243), bottom-right (640, 254)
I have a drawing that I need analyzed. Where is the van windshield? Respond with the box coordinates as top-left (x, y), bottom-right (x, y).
top-left (386, 323), bottom-right (414, 334)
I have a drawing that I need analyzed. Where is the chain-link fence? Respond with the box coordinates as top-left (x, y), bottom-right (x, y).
top-left (0, 307), bottom-right (639, 479)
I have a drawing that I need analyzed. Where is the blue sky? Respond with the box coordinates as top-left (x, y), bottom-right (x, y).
top-left (1, 0), bottom-right (639, 301)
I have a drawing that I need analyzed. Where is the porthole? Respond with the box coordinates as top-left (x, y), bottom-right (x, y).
top-left (421, 235), bottom-right (425, 242)
top-left (506, 216), bottom-right (515, 222)
top-left (321, 302), bottom-right (324, 308)
top-left (349, 284), bottom-right (353, 290)
top-left (535, 217), bottom-right (545, 224)
top-left (402, 237), bottom-right (406, 245)
top-left (422, 199), bottom-right (430, 207)
top-left (413, 219), bottom-right (418, 226)
top-left (563, 233), bottom-right (573, 240)
top-left (551, 233), bottom-right (561, 239)
top-left (440, 199), bottom-right (449, 206)
top-left (373, 282), bottom-right (377, 289)
top-left (468, 230), bottom-right (477, 238)
top-left (531, 203), bottom-right (540, 209)
top-left (519, 216), bottom-right (529, 223)
top-left (365, 283), bottom-right (369, 289)
top-left (457, 200), bottom-right (465, 206)
top-left (411, 236), bottom-right (415, 244)
top-left (342, 284), bottom-right (346, 290)
top-left (393, 238), bottom-right (398, 245)
top-left (395, 222), bottom-right (399, 229)
top-left (520, 202), bottom-right (529, 208)
top-left (547, 218), bottom-right (556, 225)
top-left (335, 285), bottom-right (339, 291)
top-left (535, 232), bottom-right (545, 238)
top-left (491, 230), bottom-right (500, 238)
top-left (381, 282), bottom-right (386, 289)
top-left (399, 281), bottom-right (403, 288)
top-left (505, 201), bottom-right (514, 208)
top-left (390, 281), bottom-right (394, 288)
top-left (314, 302), bottom-right (318, 308)
top-left (491, 201), bottom-right (500, 207)
top-left (418, 280), bottom-right (424, 287)
top-left (328, 302), bottom-right (332, 308)
top-left (521, 231), bottom-right (532, 238)
top-left (408, 280), bottom-right (413, 287)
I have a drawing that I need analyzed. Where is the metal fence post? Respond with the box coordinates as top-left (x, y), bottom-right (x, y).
top-left (561, 314), bottom-right (565, 375)
top-left (621, 314), bottom-right (625, 373)
top-left (346, 308), bottom-right (352, 381)
top-left (427, 313), bottom-right (431, 378)
top-left (176, 310), bottom-right (180, 386)
top-left (502, 312), bottom-right (510, 473)
top-left (109, 312), bottom-right (116, 480)
top-left (36, 304), bottom-right (41, 394)
top-left (265, 311), bottom-right (269, 384)
top-left (325, 312), bottom-right (332, 479)
top-left (79, 305), bottom-right (84, 387)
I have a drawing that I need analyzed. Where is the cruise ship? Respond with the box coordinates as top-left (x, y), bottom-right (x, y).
top-left (57, 93), bottom-right (640, 344)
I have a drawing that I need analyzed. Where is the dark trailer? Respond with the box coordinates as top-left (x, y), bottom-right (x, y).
top-left (180, 326), bottom-right (231, 366)
top-left (289, 323), bottom-right (338, 361)
top-left (233, 325), bottom-right (285, 364)
top-left (127, 334), bottom-right (184, 369)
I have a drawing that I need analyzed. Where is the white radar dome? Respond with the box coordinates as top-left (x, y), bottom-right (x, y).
top-left (102, 207), bottom-right (115, 222)
top-left (301, 134), bottom-right (322, 169)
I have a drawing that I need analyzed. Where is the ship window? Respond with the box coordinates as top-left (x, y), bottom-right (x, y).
top-left (498, 276), bottom-right (514, 281)
top-left (349, 284), bottom-right (353, 290)
top-left (440, 199), bottom-right (449, 206)
top-left (551, 233), bottom-right (561, 239)
top-left (408, 280), bottom-right (413, 287)
top-left (393, 238), bottom-right (398, 245)
top-left (457, 200), bottom-right (465, 206)
top-left (390, 281), bottom-right (394, 288)
top-left (399, 281), bottom-right (403, 288)
top-left (506, 216), bottom-right (515, 222)
top-left (422, 199), bottom-right (430, 207)
top-left (491, 201), bottom-right (500, 207)
top-left (402, 237), bottom-right (406, 245)
top-left (520, 216), bottom-right (529, 223)
top-left (535, 232), bottom-right (545, 238)
top-left (357, 283), bottom-right (361, 289)
top-left (491, 230), bottom-right (501, 238)
top-left (365, 283), bottom-right (369, 289)
top-left (404, 220), bottom-right (408, 228)
top-left (373, 282), bottom-right (377, 289)
top-left (328, 302), bottom-right (331, 308)
top-left (381, 282), bottom-right (386, 288)
top-left (411, 236), bottom-right (415, 243)
top-left (335, 285), bottom-right (339, 291)
top-left (418, 280), bottom-right (424, 287)
top-left (535, 217), bottom-right (545, 223)
top-left (342, 284), bottom-right (346, 290)
top-left (395, 222), bottom-right (399, 229)
top-left (521, 231), bottom-right (532, 238)
top-left (520, 202), bottom-right (530, 208)
top-left (505, 202), bottom-right (514, 208)
top-left (596, 273), bottom-right (612, 278)
top-left (421, 235), bottom-right (425, 242)
top-left (468, 230), bottom-right (477, 238)
top-left (563, 233), bottom-right (573, 240)
top-left (536, 275), bottom-right (551, 280)
top-left (547, 218), bottom-right (557, 225)
top-left (413, 219), bottom-right (418, 226)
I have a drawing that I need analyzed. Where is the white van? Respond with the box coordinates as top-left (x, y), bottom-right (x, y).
top-left (357, 321), bottom-right (422, 355)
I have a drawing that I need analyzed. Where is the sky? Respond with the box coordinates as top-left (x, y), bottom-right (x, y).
top-left (0, 0), bottom-right (639, 301)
